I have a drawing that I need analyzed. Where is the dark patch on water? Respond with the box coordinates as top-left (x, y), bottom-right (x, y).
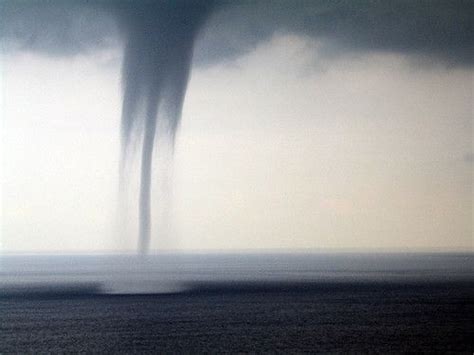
top-left (0, 283), bottom-right (103, 300)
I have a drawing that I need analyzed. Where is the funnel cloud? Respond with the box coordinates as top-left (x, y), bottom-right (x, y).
top-left (117, 2), bottom-right (214, 253)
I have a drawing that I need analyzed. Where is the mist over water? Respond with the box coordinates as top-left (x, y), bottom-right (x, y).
top-left (1, 253), bottom-right (473, 296)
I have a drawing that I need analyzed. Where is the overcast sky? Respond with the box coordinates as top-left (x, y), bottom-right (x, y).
top-left (1, 30), bottom-right (472, 252)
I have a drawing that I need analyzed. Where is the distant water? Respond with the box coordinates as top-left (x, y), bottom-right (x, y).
top-left (1, 253), bottom-right (472, 295)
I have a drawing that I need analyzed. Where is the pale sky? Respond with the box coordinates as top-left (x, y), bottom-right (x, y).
top-left (1, 34), bottom-right (472, 252)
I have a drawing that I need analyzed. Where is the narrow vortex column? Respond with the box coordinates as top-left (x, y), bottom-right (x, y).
top-left (118, 1), bottom-right (215, 254)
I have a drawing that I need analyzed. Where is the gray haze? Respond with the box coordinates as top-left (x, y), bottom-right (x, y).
top-left (1, 0), bottom-right (472, 253)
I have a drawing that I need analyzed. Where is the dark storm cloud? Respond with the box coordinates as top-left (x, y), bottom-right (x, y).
top-left (0, 1), bottom-right (118, 55)
top-left (195, 0), bottom-right (473, 66)
top-left (1, 1), bottom-right (473, 65)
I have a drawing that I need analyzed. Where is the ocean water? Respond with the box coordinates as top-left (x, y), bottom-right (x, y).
top-left (1, 253), bottom-right (473, 352)
top-left (1, 253), bottom-right (472, 295)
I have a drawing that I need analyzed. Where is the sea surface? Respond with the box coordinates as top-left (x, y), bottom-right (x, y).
top-left (1, 253), bottom-right (473, 352)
